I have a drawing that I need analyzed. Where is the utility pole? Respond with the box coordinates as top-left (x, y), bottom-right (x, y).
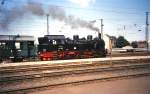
top-left (100, 19), bottom-right (104, 39)
top-left (90, 19), bottom-right (104, 39)
top-left (46, 14), bottom-right (49, 35)
top-left (145, 12), bottom-right (149, 51)
top-left (123, 25), bottom-right (126, 37)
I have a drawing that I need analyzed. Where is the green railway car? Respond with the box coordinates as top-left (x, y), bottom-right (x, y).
top-left (0, 35), bottom-right (36, 62)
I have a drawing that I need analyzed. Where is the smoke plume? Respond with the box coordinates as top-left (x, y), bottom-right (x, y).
top-left (0, 0), bottom-right (99, 32)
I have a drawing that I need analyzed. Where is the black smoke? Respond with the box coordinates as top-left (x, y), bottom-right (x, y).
top-left (0, 0), bottom-right (99, 32)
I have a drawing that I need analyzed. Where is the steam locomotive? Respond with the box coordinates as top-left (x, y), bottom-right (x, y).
top-left (38, 34), bottom-right (106, 61)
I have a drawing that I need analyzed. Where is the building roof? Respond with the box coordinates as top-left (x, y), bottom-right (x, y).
top-left (0, 35), bottom-right (35, 42)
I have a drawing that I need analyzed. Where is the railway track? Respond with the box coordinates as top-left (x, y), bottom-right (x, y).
top-left (1, 57), bottom-right (150, 73)
top-left (2, 73), bottom-right (149, 94)
top-left (0, 62), bottom-right (150, 94)
top-left (0, 58), bottom-right (150, 78)
top-left (0, 62), bottom-right (149, 82)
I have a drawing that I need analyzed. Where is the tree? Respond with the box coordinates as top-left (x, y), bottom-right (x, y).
top-left (116, 36), bottom-right (130, 48)
top-left (131, 41), bottom-right (138, 48)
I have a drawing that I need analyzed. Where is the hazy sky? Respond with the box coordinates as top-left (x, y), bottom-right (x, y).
top-left (0, 0), bottom-right (149, 42)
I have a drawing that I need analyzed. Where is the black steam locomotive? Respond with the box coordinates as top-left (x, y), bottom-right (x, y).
top-left (38, 34), bottom-right (106, 61)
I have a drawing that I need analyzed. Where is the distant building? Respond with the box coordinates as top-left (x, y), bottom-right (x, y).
top-left (109, 36), bottom-right (117, 48)
top-left (103, 35), bottom-right (117, 52)
top-left (137, 41), bottom-right (147, 48)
